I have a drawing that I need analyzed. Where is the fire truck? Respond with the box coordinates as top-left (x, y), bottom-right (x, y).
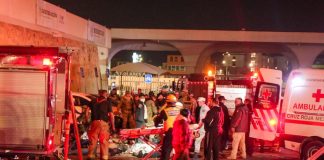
top-left (0, 46), bottom-right (73, 159)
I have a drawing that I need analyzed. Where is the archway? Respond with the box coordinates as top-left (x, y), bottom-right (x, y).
top-left (108, 40), bottom-right (179, 68)
top-left (195, 42), bottom-right (299, 80)
top-left (313, 51), bottom-right (324, 68)
top-left (108, 40), bottom-right (185, 93)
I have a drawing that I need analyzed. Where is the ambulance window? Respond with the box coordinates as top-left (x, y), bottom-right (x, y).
top-left (254, 82), bottom-right (280, 109)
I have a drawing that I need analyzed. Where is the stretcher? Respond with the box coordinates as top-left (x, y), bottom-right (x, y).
top-left (120, 127), bottom-right (164, 160)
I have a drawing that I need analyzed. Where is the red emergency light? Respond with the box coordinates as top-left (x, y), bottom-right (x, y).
top-left (42, 58), bottom-right (53, 66)
top-left (251, 72), bottom-right (258, 79)
top-left (269, 118), bottom-right (278, 126)
top-left (46, 135), bottom-right (54, 150)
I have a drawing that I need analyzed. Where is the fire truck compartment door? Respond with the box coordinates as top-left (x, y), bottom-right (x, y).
top-left (0, 70), bottom-right (48, 149)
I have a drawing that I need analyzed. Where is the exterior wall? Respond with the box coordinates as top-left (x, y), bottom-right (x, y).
top-left (0, 0), bottom-right (111, 47)
top-left (0, 21), bottom-right (100, 94)
top-left (0, 0), bottom-right (113, 94)
top-left (164, 54), bottom-right (187, 75)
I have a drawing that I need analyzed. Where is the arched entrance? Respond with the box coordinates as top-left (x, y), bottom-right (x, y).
top-left (313, 51), bottom-right (324, 68)
top-left (108, 40), bottom-right (179, 68)
top-left (108, 40), bottom-right (184, 93)
top-left (195, 42), bottom-right (298, 80)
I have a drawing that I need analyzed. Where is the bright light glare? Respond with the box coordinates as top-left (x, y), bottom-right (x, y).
top-left (43, 58), bottom-right (53, 66)
top-left (291, 77), bottom-right (305, 86)
top-left (208, 70), bottom-right (213, 76)
top-left (269, 119), bottom-right (277, 126)
top-left (48, 139), bottom-right (52, 145)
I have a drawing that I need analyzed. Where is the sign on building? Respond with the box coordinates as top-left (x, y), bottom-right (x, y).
top-left (144, 74), bottom-right (153, 84)
top-left (36, 0), bottom-right (66, 32)
top-left (88, 20), bottom-right (107, 46)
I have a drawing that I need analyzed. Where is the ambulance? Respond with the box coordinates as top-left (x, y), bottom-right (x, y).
top-left (177, 69), bottom-right (284, 144)
top-left (279, 69), bottom-right (324, 160)
top-left (214, 68), bottom-right (283, 150)
top-left (0, 46), bottom-right (72, 159)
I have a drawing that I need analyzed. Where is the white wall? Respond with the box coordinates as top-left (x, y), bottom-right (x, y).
top-left (0, 0), bottom-right (111, 48)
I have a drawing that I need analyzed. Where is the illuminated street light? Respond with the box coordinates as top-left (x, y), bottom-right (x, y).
top-left (222, 60), bottom-right (226, 64)
top-left (132, 52), bottom-right (143, 63)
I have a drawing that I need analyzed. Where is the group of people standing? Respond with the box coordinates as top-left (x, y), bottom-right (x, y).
top-left (154, 90), bottom-right (253, 160)
top-left (85, 87), bottom-right (253, 160)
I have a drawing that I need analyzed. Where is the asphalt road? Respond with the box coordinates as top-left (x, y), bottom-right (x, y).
top-left (68, 147), bottom-right (299, 160)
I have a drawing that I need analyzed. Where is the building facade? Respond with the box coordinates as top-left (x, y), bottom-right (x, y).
top-left (162, 54), bottom-right (187, 75)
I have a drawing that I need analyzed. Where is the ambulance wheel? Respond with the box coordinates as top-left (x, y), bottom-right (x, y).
top-left (301, 140), bottom-right (324, 160)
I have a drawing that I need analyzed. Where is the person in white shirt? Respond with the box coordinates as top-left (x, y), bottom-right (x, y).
top-left (193, 97), bottom-right (210, 158)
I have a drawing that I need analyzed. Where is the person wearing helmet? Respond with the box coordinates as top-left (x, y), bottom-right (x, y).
top-left (154, 94), bottom-right (181, 160)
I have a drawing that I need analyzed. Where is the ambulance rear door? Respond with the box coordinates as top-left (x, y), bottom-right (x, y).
top-left (250, 68), bottom-right (282, 141)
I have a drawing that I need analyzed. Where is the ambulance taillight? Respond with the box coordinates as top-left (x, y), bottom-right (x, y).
top-left (250, 72), bottom-right (258, 80)
top-left (269, 118), bottom-right (278, 126)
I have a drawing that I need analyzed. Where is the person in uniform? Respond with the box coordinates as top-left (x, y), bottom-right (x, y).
top-left (118, 91), bottom-right (136, 129)
top-left (87, 90), bottom-right (115, 160)
top-left (145, 95), bottom-right (157, 126)
top-left (154, 94), bottom-right (181, 160)
top-left (189, 93), bottom-right (198, 122)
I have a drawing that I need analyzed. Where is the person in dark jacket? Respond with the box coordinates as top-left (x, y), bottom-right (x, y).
top-left (203, 98), bottom-right (224, 160)
top-left (227, 98), bottom-right (249, 159)
top-left (244, 98), bottom-right (254, 157)
top-left (135, 95), bottom-right (147, 128)
top-left (218, 96), bottom-right (230, 152)
top-left (87, 90), bottom-right (115, 160)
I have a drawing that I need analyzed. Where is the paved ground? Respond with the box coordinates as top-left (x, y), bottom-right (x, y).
top-left (69, 147), bottom-right (299, 160)
top-left (109, 149), bottom-right (298, 160)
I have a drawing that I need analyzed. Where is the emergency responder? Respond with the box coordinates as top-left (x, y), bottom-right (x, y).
top-left (219, 96), bottom-right (230, 152)
top-left (189, 93), bottom-right (198, 121)
top-left (118, 91), bottom-right (136, 129)
top-left (179, 89), bottom-right (190, 107)
top-left (193, 97), bottom-right (210, 159)
top-left (145, 95), bottom-right (157, 127)
top-left (203, 98), bottom-right (224, 160)
top-left (87, 90), bottom-right (115, 160)
top-left (172, 108), bottom-right (193, 160)
top-left (154, 94), bottom-right (181, 160)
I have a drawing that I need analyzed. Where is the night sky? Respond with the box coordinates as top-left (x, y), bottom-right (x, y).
top-left (111, 50), bottom-right (180, 67)
top-left (47, 0), bottom-right (324, 32)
